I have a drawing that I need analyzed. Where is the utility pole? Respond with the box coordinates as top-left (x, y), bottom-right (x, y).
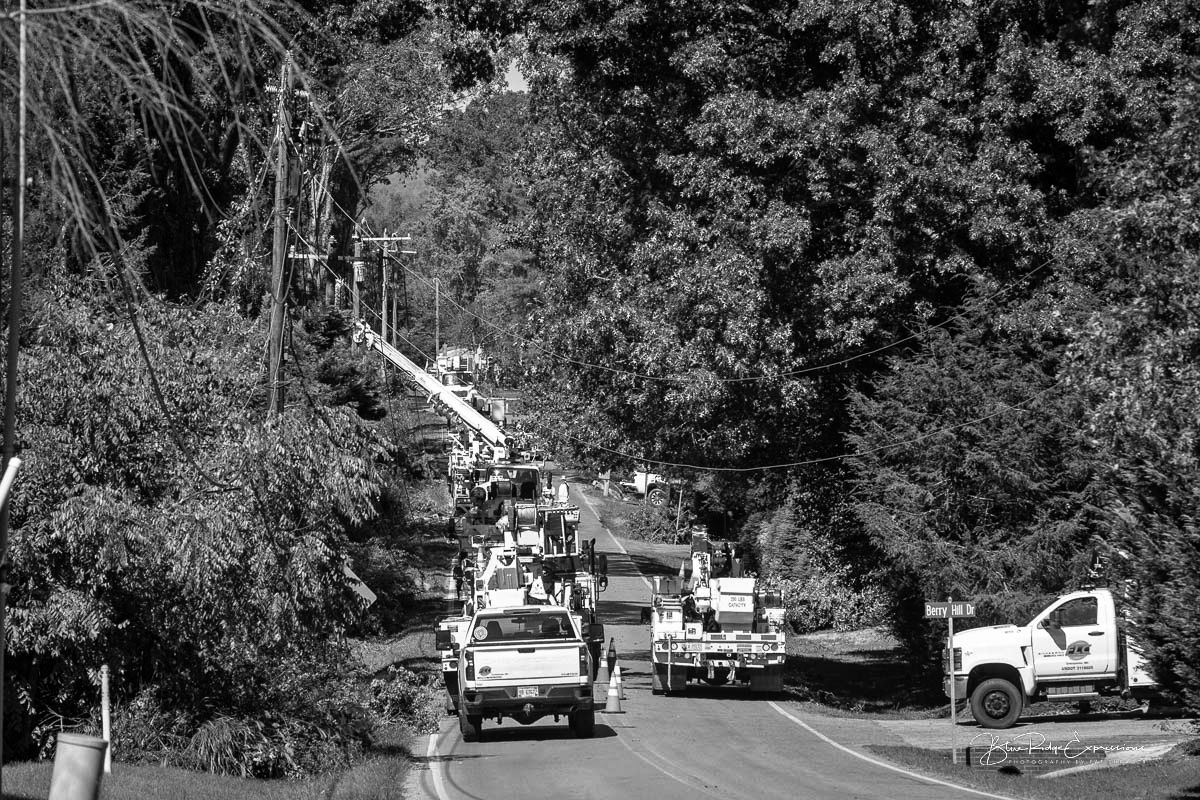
top-left (266, 51), bottom-right (292, 416)
top-left (434, 277), bottom-right (440, 364)
top-left (380, 228), bottom-right (389, 344)
top-left (391, 267), bottom-right (399, 347)
top-left (360, 232), bottom-right (412, 350)
top-left (351, 224), bottom-right (362, 344)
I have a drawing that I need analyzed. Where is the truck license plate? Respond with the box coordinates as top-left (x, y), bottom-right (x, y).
top-left (517, 686), bottom-right (538, 698)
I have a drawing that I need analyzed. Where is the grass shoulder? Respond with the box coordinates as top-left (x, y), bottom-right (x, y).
top-left (868, 740), bottom-right (1200, 800)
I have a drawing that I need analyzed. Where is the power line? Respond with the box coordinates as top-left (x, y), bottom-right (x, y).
top-left (293, 224), bottom-right (435, 364)
top-left (392, 255), bottom-right (1055, 386)
top-left (553, 380), bottom-right (1063, 473)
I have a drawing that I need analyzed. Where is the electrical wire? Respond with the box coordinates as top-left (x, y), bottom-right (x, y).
top-left (311, 220), bottom-right (1064, 477)
top-left (391, 253), bottom-right (1055, 385)
top-left (552, 380), bottom-right (1064, 473)
top-left (292, 222), bottom-right (436, 364)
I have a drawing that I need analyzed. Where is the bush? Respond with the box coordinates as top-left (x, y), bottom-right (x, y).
top-left (86, 663), bottom-right (443, 779)
top-left (624, 502), bottom-right (681, 542)
top-left (766, 571), bottom-right (888, 634)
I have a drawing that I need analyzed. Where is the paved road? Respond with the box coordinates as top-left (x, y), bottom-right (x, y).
top-left (405, 487), bottom-right (1010, 800)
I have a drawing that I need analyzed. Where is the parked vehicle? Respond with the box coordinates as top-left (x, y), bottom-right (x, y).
top-left (648, 532), bottom-right (786, 694)
top-left (619, 470), bottom-right (672, 506)
top-left (451, 606), bottom-right (596, 742)
top-left (945, 587), bottom-right (1158, 729)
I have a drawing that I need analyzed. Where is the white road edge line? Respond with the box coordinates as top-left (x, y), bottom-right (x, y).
top-left (767, 702), bottom-right (1018, 800)
top-left (427, 732), bottom-right (451, 800)
top-left (576, 488), bottom-right (653, 590)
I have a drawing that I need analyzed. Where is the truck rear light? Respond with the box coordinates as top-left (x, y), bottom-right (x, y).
top-left (579, 645), bottom-right (589, 676)
top-left (465, 651), bottom-right (475, 681)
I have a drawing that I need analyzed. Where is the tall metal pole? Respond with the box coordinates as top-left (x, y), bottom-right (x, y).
top-left (266, 51), bottom-right (292, 416)
top-left (0, 2), bottom-right (28, 786)
top-left (380, 230), bottom-right (388, 343)
top-left (434, 277), bottom-right (440, 366)
top-left (948, 596), bottom-right (958, 765)
top-left (351, 227), bottom-right (362, 339)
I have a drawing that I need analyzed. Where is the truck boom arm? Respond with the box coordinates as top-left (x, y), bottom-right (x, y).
top-left (354, 321), bottom-right (510, 449)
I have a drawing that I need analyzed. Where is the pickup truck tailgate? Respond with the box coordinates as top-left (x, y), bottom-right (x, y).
top-left (472, 641), bottom-right (582, 683)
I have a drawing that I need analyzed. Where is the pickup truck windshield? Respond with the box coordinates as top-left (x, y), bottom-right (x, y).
top-left (471, 612), bottom-right (575, 643)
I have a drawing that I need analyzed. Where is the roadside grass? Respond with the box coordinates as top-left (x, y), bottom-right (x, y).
top-left (0, 734), bottom-right (418, 800)
top-left (781, 627), bottom-right (947, 718)
top-left (1, 761), bottom-right (338, 800)
top-left (869, 742), bottom-right (1200, 800)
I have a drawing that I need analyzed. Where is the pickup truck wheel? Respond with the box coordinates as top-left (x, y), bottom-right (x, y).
top-left (459, 710), bottom-right (483, 742)
top-left (570, 709), bottom-right (596, 738)
top-left (970, 678), bottom-right (1023, 729)
top-left (652, 664), bottom-right (665, 695)
top-left (647, 486), bottom-right (668, 507)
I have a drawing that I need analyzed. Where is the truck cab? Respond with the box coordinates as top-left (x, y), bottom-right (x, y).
top-left (946, 588), bottom-right (1157, 728)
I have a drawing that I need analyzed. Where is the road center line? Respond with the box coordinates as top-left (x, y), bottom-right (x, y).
top-left (767, 702), bottom-right (1018, 800)
top-left (612, 727), bottom-right (730, 799)
top-left (576, 487), bottom-right (653, 590)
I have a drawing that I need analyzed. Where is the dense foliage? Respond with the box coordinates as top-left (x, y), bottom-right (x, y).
top-left (431, 0), bottom-right (1200, 707)
top-left (0, 0), bottom-right (471, 771)
top-left (4, 0), bottom-right (1200, 772)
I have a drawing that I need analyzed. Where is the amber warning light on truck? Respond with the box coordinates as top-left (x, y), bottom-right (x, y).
top-left (924, 601), bottom-right (977, 619)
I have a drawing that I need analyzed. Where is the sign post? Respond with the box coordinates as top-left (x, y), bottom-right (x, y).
top-left (926, 597), bottom-right (976, 764)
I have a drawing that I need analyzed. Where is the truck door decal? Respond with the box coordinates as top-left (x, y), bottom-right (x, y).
top-left (1066, 641), bottom-right (1091, 660)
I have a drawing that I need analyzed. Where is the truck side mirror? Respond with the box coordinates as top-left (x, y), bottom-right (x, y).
top-left (435, 628), bottom-right (453, 651)
top-left (1042, 617), bottom-right (1058, 630)
top-left (598, 554), bottom-right (608, 576)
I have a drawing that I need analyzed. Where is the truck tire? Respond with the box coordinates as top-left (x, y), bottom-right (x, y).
top-left (570, 708), bottom-right (596, 738)
top-left (647, 486), bottom-right (668, 507)
top-left (970, 678), bottom-right (1023, 729)
top-left (459, 710), bottom-right (483, 742)
top-left (652, 664), bottom-right (665, 695)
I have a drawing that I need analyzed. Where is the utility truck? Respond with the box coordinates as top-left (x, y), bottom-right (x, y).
top-left (437, 476), bottom-right (608, 710)
top-left (648, 532), bottom-right (786, 694)
top-left (945, 587), bottom-right (1158, 729)
top-left (452, 606), bottom-right (596, 742)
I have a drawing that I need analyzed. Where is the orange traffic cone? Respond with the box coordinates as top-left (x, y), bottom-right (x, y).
top-left (603, 673), bottom-right (623, 713)
top-left (614, 664), bottom-right (626, 700)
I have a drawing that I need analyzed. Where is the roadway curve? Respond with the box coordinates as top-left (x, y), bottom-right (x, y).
top-left (406, 486), bottom-right (1009, 800)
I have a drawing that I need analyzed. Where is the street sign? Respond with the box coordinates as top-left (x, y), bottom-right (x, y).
top-left (924, 601), bottom-right (977, 618)
top-left (927, 595), bottom-right (976, 765)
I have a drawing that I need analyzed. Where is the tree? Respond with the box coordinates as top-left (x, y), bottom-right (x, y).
top-left (1057, 63), bottom-right (1200, 713)
top-left (2, 284), bottom-right (389, 758)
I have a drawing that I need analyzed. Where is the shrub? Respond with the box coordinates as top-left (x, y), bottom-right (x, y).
top-left (84, 662), bottom-right (443, 779)
top-left (625, 502), bottom-right (681, 542)
top-left (766, 571), bottom-right (888, 634)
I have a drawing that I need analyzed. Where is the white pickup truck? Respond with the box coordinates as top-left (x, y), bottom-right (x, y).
top-left (946, 587), bottom-right (1158, 729)
top-left (455, 606), bottom-right (595, 742)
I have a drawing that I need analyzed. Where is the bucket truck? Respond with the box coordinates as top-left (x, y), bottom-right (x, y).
top-left (648, 532), bottom-right (786, 694)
